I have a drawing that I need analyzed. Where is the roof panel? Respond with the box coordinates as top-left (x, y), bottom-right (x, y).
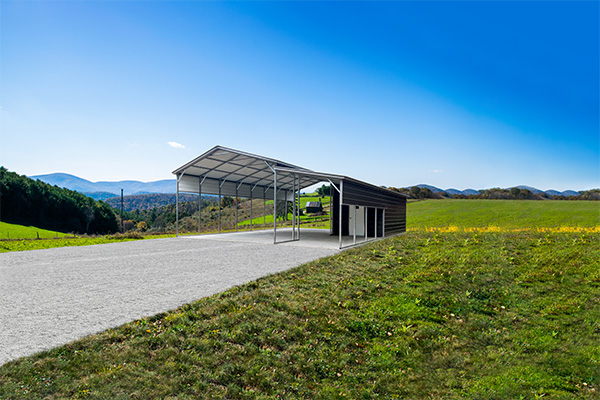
top-left (216, 163), bottom-right (243, 174)
top-left (211, 151), bottom-right (239, 162)
top-left (198, 158), bottom-right (225, 170)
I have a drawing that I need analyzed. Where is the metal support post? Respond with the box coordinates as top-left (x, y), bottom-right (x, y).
top-left (235, 185), bottom-right (238, 232)
top-left (218, 182), bottom-right (221, 233)
top-left (264, 162), bottom-right (277, 243)
top-left (339, 180), bottom-right (343, 249)
top-left (198, 175), bottom-right (207, 236)
top-left (383, 209), bottom-right (386, 237)
top-left (329, 185), bottom-right (333, 235)
top-left (263, 187), bottom-right (266, 228)
top-left (292, 175), bottom-right (296, 240)
top-left (364, 207), bottom-right (368, 242)
top-left (176, 175), bottom-right (179, 237)
top-left (250, 186), bottom-right (253, 231)
top-left (273, 169), bottom-right (277, 244)
top-left (297, 177), bottom-right (301, 239)
top-left (353, 205), bottom-right (357, 245)
top-left (284, 190), bottom-right (288, 227)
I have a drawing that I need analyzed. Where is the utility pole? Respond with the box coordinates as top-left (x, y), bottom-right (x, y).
top-left (120, 189), bottom-right (124, 232)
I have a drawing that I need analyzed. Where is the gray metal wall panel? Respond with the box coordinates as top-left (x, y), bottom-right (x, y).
top-left (178, 175), bottom-right (292, 200)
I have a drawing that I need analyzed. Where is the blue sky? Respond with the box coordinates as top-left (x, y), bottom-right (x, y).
top-left (1, 1), bottom-right (598, 191)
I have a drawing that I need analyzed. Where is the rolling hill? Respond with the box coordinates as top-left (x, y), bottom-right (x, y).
top-left (415, 184), bottom-right (580, 197)
top-left (31, 173), bottom-right (175, 199)
top-left (31, 173), bottom-right (585, 200)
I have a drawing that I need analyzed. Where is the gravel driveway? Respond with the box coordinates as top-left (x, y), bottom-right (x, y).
top-left (0, 234), bottom-right (338, 365)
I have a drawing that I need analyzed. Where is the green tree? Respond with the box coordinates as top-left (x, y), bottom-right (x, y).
top-left (220, 196), bottom-right (234, 209)
top-left (0, 167), bottom-right (118, 234)
top-left (409, 186), bottom-right (421, 198)
top-left (316, 184), bottom-right (331, 196)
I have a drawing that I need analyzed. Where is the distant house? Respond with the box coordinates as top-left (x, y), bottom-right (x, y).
top-left (306, 201), bottom-right (323, 213)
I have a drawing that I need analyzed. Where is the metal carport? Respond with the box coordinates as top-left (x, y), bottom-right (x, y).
top-left (172, 146), bottom-right (407, 249)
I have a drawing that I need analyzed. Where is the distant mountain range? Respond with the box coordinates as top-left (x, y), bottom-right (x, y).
top-left (415, 184), bottom-right (580, 197)
top-left (31, 173), bottom-right (175, 199)
top-left (31, 173), bottom-right (584, 201)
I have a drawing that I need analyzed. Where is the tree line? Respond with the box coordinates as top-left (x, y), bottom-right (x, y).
top-left (117, 197), bottom-right (220, 232)
top-left (116, 196), bottom-right (292, 233)
top-left (389, 186), bottom-right (600, 200)
top-left (105, 193), bottom-right (201, 211)
top-left (0, 167), bottom-right (118, 234)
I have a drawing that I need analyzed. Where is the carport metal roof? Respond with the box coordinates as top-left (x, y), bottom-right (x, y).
top-left (172, 145), bottom-right (335, 192)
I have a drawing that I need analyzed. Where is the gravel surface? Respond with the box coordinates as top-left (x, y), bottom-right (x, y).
top-left (0, 235), bottom-right (338, 365)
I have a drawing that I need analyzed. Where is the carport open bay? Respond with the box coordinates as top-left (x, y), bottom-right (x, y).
top-left (0, 230), bottom-right (338, 365)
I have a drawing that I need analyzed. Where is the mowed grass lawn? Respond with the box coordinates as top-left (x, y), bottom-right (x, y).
top-left (0, 200), bottom-right (599, 399)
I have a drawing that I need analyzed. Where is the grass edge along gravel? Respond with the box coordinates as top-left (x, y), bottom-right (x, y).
top-left (1, 230), bottom-right (598, 399)
top-left (0, 234), bottom-right (151, 253)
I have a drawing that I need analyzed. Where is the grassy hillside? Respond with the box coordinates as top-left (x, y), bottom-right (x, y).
top-left (1, 199), bottom-right (599, 398)
top-left (1, 167), bottom-right (118, 234)
top-left (0, 221), bottom-right (72, 240)
top-left (408, 199), bottom-right (599, 229)
top-left (1, 230), bottom-right (598, 399)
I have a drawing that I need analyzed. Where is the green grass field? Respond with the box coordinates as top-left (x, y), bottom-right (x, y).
top-left (0, 221), bottom-right (72, 240)
top-left (264, 194), bottom-right (332, 208)
top-left (1, 230), bottom-right (598, 399)
top-left (239, 195), bottom-right (331, 228)
top-left (0, 225), bottom-right (167, 253)
top-left (1, 200), bottom-right (599, 399)
top-left (408, 199), bottom-right (599, 229)
top-left (0, 236), bottom-right (150, 253)
top-left (238, 213), bottom-right (329, 227)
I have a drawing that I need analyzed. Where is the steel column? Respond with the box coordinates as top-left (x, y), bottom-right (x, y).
top-left (197, 175), bottom-right (207, 236)
top-left (329, 185), bottom-right (333, 235)
top-left (292, 174), bottom-right (296, 240)
top-left (353, 205), bottom-right (357, 245)
top-left (218, 182), bottom-right (221, 233)
top-left (364, 207), bottom-right (368, 242)
top-left (297, 177), bottom-right (301, 240)
top-left (250, 186), bottom-right (253, 231)
top-left (235, 185), bottom-right (238, 232)
top-left (273, 169), bottom-right (277, 244)
top-left (176, 174), bottom-right (180, 237)
top-left (284, 190), bottom-right (288, 227)
top-left (339, 180), bottom-right (343, 249)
